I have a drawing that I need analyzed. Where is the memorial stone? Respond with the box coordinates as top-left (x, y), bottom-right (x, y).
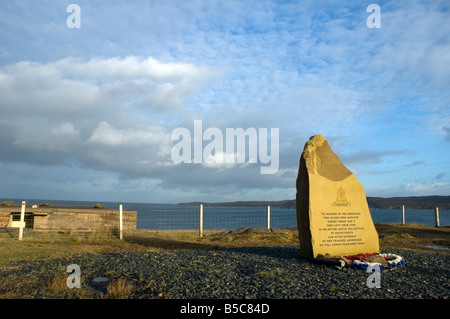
top-left (296, 134), bottom-right (380, 258)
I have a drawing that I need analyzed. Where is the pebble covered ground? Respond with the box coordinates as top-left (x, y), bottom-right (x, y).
top-left (1, 246), bottom-right (448, 299)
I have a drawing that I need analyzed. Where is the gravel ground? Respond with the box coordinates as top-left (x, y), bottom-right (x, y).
top-left (1, 246), bottom-right (449, 300)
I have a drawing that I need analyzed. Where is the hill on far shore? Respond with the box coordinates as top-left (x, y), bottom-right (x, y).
top-left (179, 195), bottom-right (450, 210)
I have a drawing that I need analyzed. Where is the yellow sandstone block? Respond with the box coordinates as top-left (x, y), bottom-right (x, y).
top-left (296, 135), bottom-right (380, 258)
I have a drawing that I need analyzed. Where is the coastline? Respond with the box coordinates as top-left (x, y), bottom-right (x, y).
top-left (178, 195), bottom-right (450, 210)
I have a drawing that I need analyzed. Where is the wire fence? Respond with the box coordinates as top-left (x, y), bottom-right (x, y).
top-left (137, 205), bottom-right (449, 232)
top-left (0, 202), bottom-right (297, 240)
top-left (1, 200), bottom-right (448, 241)
top-left (137, 205), bottom-right (297, 233)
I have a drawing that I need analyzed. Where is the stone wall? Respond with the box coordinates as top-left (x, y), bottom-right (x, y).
top-left (0, 211), bottom-right (11, 227)
top-left (0, 206), bottom-right (137, 232)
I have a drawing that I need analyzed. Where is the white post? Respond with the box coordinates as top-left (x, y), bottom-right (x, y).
top-left (119, 204), bottom-right (123, 240)
top-left (435, 207), bottom-right (440, 227)
top-left (267, 205), bottom-right (271, 229)
top-left (19, 201), bottom-right (26, 241)
top-left (402, 205), bottom-right (405, 225)
top-left (199, 204), bottom-right (203, 237)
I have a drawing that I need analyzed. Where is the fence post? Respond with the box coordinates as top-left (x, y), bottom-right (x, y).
top-left (435, 207), bottom-right (440, 227)
top-left (199, 204), bottom-right (203, 237)
top-left (18, 201), bottom-right (26, 241)
top-left (267, 205), bottom-right (271, 229)
top-left (402, 205), bottom-right (405, 225)
top-left (119, 204), bottom-right (123, 240)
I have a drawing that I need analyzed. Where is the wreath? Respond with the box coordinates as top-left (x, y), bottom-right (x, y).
top-left (343, 253), bottom-right (405, 271)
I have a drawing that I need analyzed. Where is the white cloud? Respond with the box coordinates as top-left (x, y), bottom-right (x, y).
top-left (1, 1), bottom-right (449, 202)
top-left (0, 61), bottom-right (99, 115)
top-left (340, 149), bottom-right (412, 166)
top-left (87, 122), bottom-right (126, 146)
top-left (0, 56), bottom-right (215, 118)
top-left (51, 123), bottom-right (80, 136)
top-left (53, 56), bottom-right (210, 81)
top-left (13, 122), bottom-right (81, 153)
top-left (444, 126), bottom-right (450, 142)
top-left (142, 82), bottom-right (184, 110)
top-left (402, 182), bottom-right (450, 196)
top-left (87, 121), bottom-right (171, 150)
top-left (0, 56), bottom-right (214, 178)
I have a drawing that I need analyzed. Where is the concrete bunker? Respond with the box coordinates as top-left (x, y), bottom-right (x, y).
top-left (0, 202), bottom-right (137, 233)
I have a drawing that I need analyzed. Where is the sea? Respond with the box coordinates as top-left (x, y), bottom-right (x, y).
top-left (2, 198), bottom-right (449, 230)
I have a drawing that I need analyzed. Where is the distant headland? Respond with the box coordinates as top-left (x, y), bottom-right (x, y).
top-left (179, 195), bottom-right (450, 210)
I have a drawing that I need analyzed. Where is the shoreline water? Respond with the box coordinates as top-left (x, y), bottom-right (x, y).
top-left (1, 198), bottom-right (449, 229)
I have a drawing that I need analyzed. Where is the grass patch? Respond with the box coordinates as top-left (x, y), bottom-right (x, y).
top-left (0, 224), bottom-right (448, 269)
top-left (307, 274), bottom-right (318, 280)
top-left (106, 278), bottom-right (134, 298)
top-left (0, 231), bottom-right (150, 266)
top-left (208, 268), bottom-right (221, 274)
top-left (255, 268), bottom-right (282, 279)
top-left (0, 228), bottom-right (298, 269)
top-left (328, 285), bottom-right (344, 292)
top-left (255, 268), bottom-right (288, 283)
top-left (39, 202), bottom-right (52, 207)
top-left (125, 228), bottom-right (299, 250)
top-left (376, 223), bottom-right (450, 252)
top-left (0, 201), bottom-right (16, 206)
top-left (43, 273), bottom-right (88, 298)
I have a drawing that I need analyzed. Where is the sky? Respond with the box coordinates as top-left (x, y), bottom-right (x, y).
top-left (0, 0), bottom-right (449, 204)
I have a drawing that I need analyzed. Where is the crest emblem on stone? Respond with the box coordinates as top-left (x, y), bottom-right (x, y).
top-left (333, 187), bottom-right (350, 206)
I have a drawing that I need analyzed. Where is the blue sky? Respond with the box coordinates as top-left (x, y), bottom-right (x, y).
top-left (0, 0), bottom-right (449, 204)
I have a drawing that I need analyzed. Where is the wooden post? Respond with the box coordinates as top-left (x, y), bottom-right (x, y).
top-left (267, 205), bottom-right (271, 229)
top-left (199, 204), bottom-right (203, 237)
top-left (435, 207), bottom-right (440, 227)
top-left (119, 204), bottom-right (123, 240)
top-left (402, 205), bottom-right (405, 225)
top-left (18, 201), bottom-right (26, 241)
